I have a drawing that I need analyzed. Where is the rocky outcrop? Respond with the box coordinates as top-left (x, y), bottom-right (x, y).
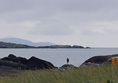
top-left (0, 59), bottom-right (28, 69)
top-left (59, 64), bottom-right (77, 70)
top-left (80, 54), bottom-right (118, 67)
top-left (1, 54), bottom-right (28, 65)
top-left (26, 56), bottom-right (56, 69)
top-left (0, 54), bottom-right (56, 70)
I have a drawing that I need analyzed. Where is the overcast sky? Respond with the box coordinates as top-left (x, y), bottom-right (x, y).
top-left (0, 0), bottom-right (118, 47)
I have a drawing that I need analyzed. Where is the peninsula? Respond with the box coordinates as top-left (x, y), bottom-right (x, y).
top-left (0, 41), bottom-right (90, 48)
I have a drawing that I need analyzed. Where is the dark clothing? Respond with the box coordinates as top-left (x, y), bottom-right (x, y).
top-left (67, 58), bottom-right (69, 64)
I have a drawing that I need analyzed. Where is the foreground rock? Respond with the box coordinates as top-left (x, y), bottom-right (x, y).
top-left (59, 64), bottom-right (77, 70)
top-left (0, 66), bottom-right (22, 76)
top-left (0, 59), bottom-right (28, 69)
top-left (1, 54), bottom-right (56, 70)
top-left (80, 54), bottom-right (118, 67)
top-left (27, 56), bottom-right (56, 70)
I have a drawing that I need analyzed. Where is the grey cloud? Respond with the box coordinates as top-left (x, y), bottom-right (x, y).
top-left (29, 22), bottom-right (74, 36)
top-left (0, 0), bottom-right (118, 24)
top-left (1, 0), bottom-right (118, 37)
top-left (79, 28), bottom-right (106, 36)
top-left (77, 22), bottom-right (118, 36)
top-left (0, 0), bottom-right (33, 12)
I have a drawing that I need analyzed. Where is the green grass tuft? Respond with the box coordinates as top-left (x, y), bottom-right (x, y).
top-left (0, 65), bottom-right (118, 83)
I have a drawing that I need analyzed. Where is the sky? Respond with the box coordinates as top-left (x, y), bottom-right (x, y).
top-left (0, 0), bottom-right (118, 47)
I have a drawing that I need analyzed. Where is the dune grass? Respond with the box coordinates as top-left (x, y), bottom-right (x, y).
top-left (0, 65), bottom-right (118, 83)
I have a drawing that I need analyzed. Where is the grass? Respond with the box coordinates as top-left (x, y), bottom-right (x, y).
top-left (0, 65), bottom-right (118, 83)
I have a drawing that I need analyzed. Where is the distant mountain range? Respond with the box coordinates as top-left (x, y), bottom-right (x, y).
top-left (0, 38), bottom-right (55, 46)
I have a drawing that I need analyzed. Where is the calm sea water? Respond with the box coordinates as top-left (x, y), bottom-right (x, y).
top-left (0, 48), bottom-right (118, 67)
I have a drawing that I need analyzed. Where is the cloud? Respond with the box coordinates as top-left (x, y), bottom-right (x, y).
top-left (0, 0), bottom-right (118, 46)
top-left (77, 21), bottom-right (118, 36)
top-left (29, 22), bottom-right (74, 36)
top-left (1, 0), bottom-right (118, 23)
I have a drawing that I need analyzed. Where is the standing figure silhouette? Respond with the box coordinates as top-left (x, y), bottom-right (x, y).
top-left (67, 58), bottom-right (69, 64)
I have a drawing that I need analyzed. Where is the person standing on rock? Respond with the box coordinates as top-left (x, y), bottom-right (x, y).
top-left (67, 58), bottom-right (69, 64)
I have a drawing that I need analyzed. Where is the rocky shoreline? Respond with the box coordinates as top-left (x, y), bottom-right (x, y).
top-left (0, 54), bottom-right (117, 75)
top-left (0, 54), bottom-right (57, 70)
top-left (0, 41), bottom-right (91, 49)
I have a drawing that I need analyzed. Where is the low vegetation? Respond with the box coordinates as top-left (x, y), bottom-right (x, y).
top-left (0, 41), bottom-right (34, 48)
top-left (0, 65), bottom-right (118, 83)
top-left (0, 41), bottom-right (89, 48)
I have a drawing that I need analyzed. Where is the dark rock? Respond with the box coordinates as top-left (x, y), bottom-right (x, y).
top-left (0, 66), bottom-right (22, 76)
top-left (26, 56), bottom-right (56, 69)
top-left (80, 54), bottom-right (118, 67)
top-left (1, 54), bottom-right (56, 70)
top-left (1, 54), bottom-right (28, 65)
top-left (59, 64), bottom-right (77, 70)
top-left (8, 54), bottom-right (16, 58)
top-left (80, 62), bottom-right (100, 67)
top-left (0, 59), bottom-right (28, 69)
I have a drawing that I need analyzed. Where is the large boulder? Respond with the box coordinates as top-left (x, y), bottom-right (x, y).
top-left (1, 54), bottom-right (56, 70)
top-left (80, 54), bottom-right (118, 67)
top-left (26, 56), bottom-right (56, 69)
top-left (0, 59), bottom-right (28, 69)
top-left (1, 54), bottom-right (27, 65)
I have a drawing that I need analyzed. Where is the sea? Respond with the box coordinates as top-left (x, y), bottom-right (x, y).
top-left (0, 48), bottom-right (118, 67)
